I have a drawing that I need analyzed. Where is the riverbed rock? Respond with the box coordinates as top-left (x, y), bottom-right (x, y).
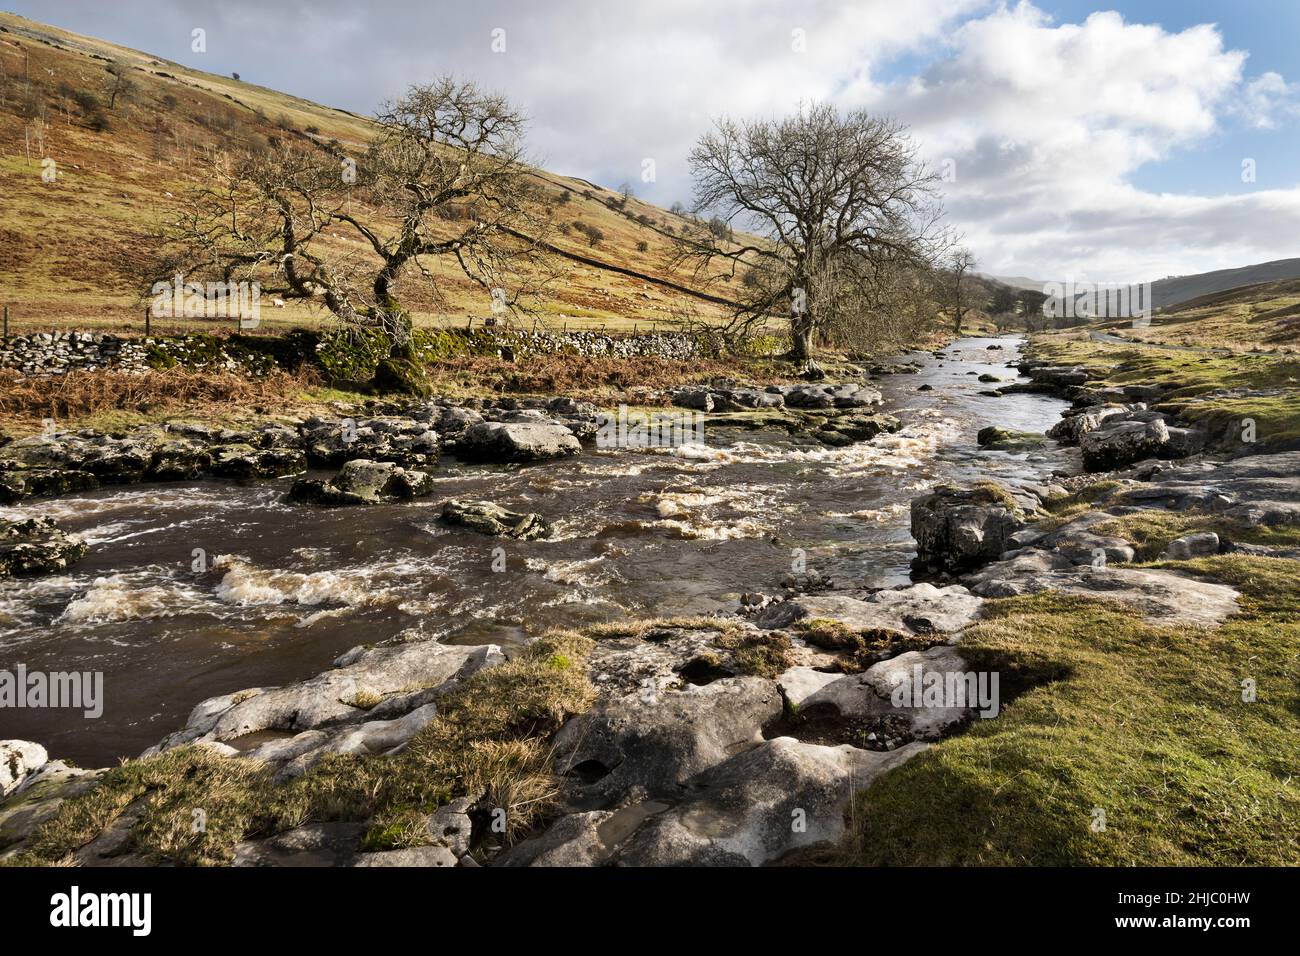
top-left (780, 382), bottom-right (882, 410)
top-left (812, 412), bottom-right (901, 446)
top-left (210, 443), bottom-right (306, 480)
top-left (755, 583), bottom-right (983, 636)
top-left (779, 644), bottom-right (980, 739)
top-left (300, 416), bottom-right (440, 468)
top-left (1047, 404), bottom-right (1130, 444)
top-left (910, 485), bottom-right (1030, 573)
top-left (148, 639), bottom-right (504, 751)
top-left (0, 517), bottom-right (87, 578)
top-left (553, 676), bottom-right (782, 805)
top-left (966, 563), bottom-right (1239, 627)
top-left (268, 702), bottom-right (443, 780)
top-left (441, 499), bottom-right (551, 539)
top-left (456, 421), bottom-right (581, 463)
top-left (977, 426), bottom-right (1046, 451)
top-left (289, 458), bottom-right (434, 506)
top-left (146, 438), bottom-right (212, 481)
top-left (1079, 418), bottom-right (1194, 471)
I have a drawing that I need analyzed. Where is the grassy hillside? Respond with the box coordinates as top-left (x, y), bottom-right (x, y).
top-left (1091, 278), bottom-right (1300, 353)
top-left (0, 12), bottom-right (747, 336)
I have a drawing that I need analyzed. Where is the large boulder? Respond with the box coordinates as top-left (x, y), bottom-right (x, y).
top-left (1047, 404), bottom-right (1130, 444)
top-left (910, 485), bottom-right (1029, 573)
top-left (456, 421), bottom-right (581, 463)
top-left (553, 676), bottom-right (782, 804)
top-left (1080, 419), bottom-right (1170, 471)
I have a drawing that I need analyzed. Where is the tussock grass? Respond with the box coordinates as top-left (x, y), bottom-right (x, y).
top-left (826, 555), bottom-right (1300, 865)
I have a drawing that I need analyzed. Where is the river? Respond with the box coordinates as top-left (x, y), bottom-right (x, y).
top-left (0, 336), bottom-right (1076, 765)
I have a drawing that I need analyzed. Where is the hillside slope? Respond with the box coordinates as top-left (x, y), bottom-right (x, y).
top-left (1093, 278), bottom-right (1300, 353)
top-left (0, 12), bottom-right (742, 336)
top-left (989, 257), bottom-right (1300, 313)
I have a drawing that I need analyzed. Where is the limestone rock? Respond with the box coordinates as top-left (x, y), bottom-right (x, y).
top-left (289, 458), bottom-right (434, 506)
top-left (910, 485), bottom-right (1028, 573)
top-left (0, 740), bottom-right (48, 797)
top-left (441, 499), bottom-right (550, 539)
top-left (457, 421), bottom-right (581, 463)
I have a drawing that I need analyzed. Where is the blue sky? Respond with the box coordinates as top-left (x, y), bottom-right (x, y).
top-left (8, 1), bottom-right (1299, 281)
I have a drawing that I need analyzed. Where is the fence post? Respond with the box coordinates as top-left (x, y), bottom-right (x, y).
top-left (145, 306), bottom-right (151, 337)
top-left (2, 305), bottom-right (8, 339)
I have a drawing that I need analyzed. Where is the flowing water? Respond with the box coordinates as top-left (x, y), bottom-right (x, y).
top-left (0, 337), bottom-right (1076, 765)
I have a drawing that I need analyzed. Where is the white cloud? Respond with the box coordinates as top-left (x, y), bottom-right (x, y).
top-left (857, 3), bottom-right (1300, 280)
top-left (1235, 71), bottom-right (1300, 130)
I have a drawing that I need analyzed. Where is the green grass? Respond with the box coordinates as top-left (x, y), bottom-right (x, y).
top-left (826, 555), bottom-right (1300, 865)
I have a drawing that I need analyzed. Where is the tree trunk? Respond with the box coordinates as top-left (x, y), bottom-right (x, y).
top-left (374, 266), bottom-right (412, 358)
top-left (789, 315), bottom-right (814, 360)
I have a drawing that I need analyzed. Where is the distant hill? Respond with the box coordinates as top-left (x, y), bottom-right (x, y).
top-left (1150, 258), bottom-right (1300, 309)
top-left (984, 274), bottom-right (1056, 293)
top-left (987, 258), bottom-right (1300, 311)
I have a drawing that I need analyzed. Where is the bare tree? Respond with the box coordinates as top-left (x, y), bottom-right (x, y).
top-left (948, 247), bottom-right (976, 333)
top-left (673, 103), bottom-right (946, 359)
top-left (156, 76), bottom-right (556, 356)
top-left (105, 61), bottom-right (136, 110)
top-left (352, 77), bottom-right (557, 349)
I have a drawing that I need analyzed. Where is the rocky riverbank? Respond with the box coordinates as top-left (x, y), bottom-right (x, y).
top-left (4, 339), bottom-right (1295, 867)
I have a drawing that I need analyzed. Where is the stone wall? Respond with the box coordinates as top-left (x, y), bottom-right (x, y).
top-left (0, 326), bottom-right (782, 380)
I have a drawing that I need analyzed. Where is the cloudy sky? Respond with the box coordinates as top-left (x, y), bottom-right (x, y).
top-left (12, 0), bottom-right (1300, 282)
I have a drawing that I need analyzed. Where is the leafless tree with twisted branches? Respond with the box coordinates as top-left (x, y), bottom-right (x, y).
top-left (154, 76), bottom-right (557, 356)
top-left (670, 103), bottom-right (950, 359)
